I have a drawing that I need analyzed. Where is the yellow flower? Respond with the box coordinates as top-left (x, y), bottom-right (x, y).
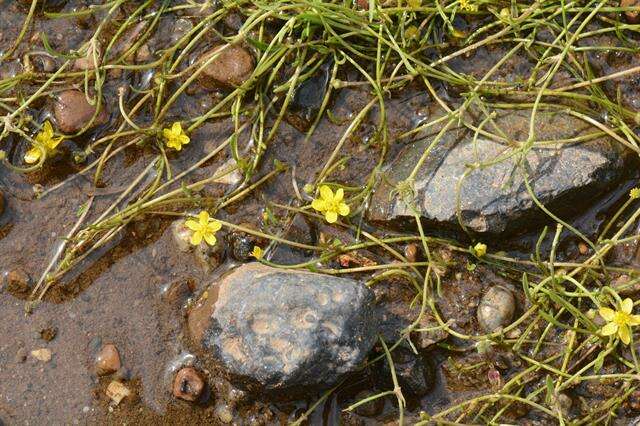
top-left (630, 187), bottom-right (640, 199)
top-left (473, 242), bottom-right (487, 257)
top-left (311, 185), bottom-right (350, 224)
top-left (163, 122), bottom-right (190, 151)
top-left (184, 211), bottom-right (222, 246)
top-left (459, 0), bottom-right (478, 12)
top-left (251, 246), bottom-right (263, 259)
top-left (24, 121), bottom-right (63, 164)
top-left (599, 298), bottom-right (640, 345)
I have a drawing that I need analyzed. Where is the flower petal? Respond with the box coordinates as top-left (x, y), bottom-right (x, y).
top-left (311, 199), bottom-right (327, 212)
top-left (319, 185), bottom-right (333, 201)
top-left (601, 322), bottom-right (618, 336)
top-left (198, 211), bottom-right (210, 225)
top-left (325, 210), bottom-right (338, 223)
top-left (334, 188), bottom-right (344, 202)
top-left (203, 233), bottom-right (217, 246)
top-left (172, 122), bottom-right (182, 134)
top-left (599, 307), bottom-right (616, 322)
top-left (622, 298), bottom-right (634, 314)
top-left (190, 231), bottom-right (203, 246)
top-left (43, 121), bottom-right (54, 136)
top-left (162, 128), bottom-right (173, 140)
top-left (619, 324), bottom-right (631, 345)
top-left (24, 147), bottom-right (42, 164)
top-left (185, 219), bottom-right (200, 231)
top-left (629, 315), bottom-right (640, 326)
top-left (179, 134), bottom-right (190, 145)
top-left (338, 202), bottom-right (350, 216)
top-left (209, 220), bottom-right (222, 232)
top-left (49, 136), bottom-right (63, 150)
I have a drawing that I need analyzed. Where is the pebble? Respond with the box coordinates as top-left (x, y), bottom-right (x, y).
top-left (171, 219), bottom-right (194, 253)
top-left (228, 226), bottom-right (261, 261)
top-left (106, 380), bottom-right (131, 405)
top-left (199, 45), bottom-right (254, 89)
top-left (353, 390), bottom-right (385, 418)
top-left (622, 0), bottom-right (640, 23)
top-left (172, 367), bottom-right (205, 402)
top-left (477, 285), bottom-right (516, 333)
top-left (40, 326), bottom-right (58, 342)
top-left (578, 242), bottom-right (589, 255)
top-left (404, 243), bottom-right (419, 263)
top-left (214, 402), bottom-right (235, 424)
top-left (73, 42), bottom-right (101, 71)
top-left (54, 90), bottom-right (108, 134)
top-left (95, 344), bottom-right (121, 376)
top-left (4, 269), bottom-right (30, 296)
top-left (31, 348), bottom-right (52, 362)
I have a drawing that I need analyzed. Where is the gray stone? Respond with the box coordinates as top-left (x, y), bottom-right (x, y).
top-left (477, 285), bottom-right (516, 333)
top-left (368, 107), bottom-right (628, 235)
top-left (187, 263), bottom-right (377, 394)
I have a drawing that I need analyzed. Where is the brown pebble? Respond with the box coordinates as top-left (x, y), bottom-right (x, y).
top-left (73, 42), bottom-right (101, 71)
top-left (622, 0), bottom-right (640, 23)
top-left (54, 90), bottom-right (108, 134)
top-left (95, 344), bottom-right (121, 376)
top-left (199, 45), bottom-right (254, 89)
top-left (5, 269), bottom-right (30, 296)
top-left (404, 243), bottom-right (419, 263)
top-left (40, 326), bottom-right (58, 342)
top-left (173, 367), bottom-right (205, 402)
top-left (106, 380), bottom-right (131, 405)
top-left (578, 242), bottom-right (588, 255)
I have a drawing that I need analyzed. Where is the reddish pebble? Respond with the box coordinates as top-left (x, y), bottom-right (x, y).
top-left (54, 90), bottom-right (108, 134)
top-left (199, 45), bottom-right (254, 89)
top-left (173, 367), bottom-right (205, 402)
top-left (95, 343), bottom-right (121, 376)
top-left (622, 0), bottom-right (640, 23)
top-left (578, 242), bottom-right (588, 255)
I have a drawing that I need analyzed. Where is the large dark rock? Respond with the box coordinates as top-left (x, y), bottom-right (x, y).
top-left (368, 107), bottom-right (629, 235)
top-left (187, 263), bottom-right (377, 394)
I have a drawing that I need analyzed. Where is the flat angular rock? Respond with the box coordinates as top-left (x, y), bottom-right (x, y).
top-left (187, 263), bottom-right (377, 394)
top-left (199, 45), bottom-right (254, 89)
top-left (368, 107), bottom-right (628, 235)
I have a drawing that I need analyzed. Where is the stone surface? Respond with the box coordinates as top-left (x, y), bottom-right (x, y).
top-left (199, 45), bottom-right (254, 89)
top-left (622, 0), bottom-right (640, 23)
top-left (368, 107), bottom-right (628, 235)
top-left (95, 343), bottom-right (121, 376)
top-left (378, 345), bottom-right (433, 397)
top-left (477, 285), bottom-right (516, 333)
top-left (287, 62), bottom-right (331, 131)
top-left (173, 367), bottom-right (205, 402)
top-left (54, 90), bottom-right (108, 134)
top-left (188, 263), bottom-right (377, 393)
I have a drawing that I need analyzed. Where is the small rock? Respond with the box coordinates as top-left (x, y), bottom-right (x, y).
top-left (404, 243), bottom-right (419, 263)
top-left (15, 347), bottom-right (27, 363)
top-left (54, 90), bottom-right (108, 134)
top-left (353, 390), bottom-right (385, 417)
top-left (31, 348), bottom-right (52, 362)
top-left (172, 367), bottom-right (205, 402)
top-left (74, 42), bottom-right (101, 71)
top-left (194, 237), bottom-right (226, 272)
top-left (199, 45), bottom-right (254, 89)
top-left (379, 345), bottom-right (433, 397)
top-left (553, 392), bottom-right (572, 417)
top-left (135, 44), bottom-right (152, 63)
top-left (39, 326), bottom-right (57, 342)
top-left (368, 107), bottom-right (629, 235)
top-left (477, 286), bottom-right (516, 333)
top-left (106, 380), bottom-right (131, 405)
top-left (228, 225), bottom-right (262, 262)
top-left (4, 269), bottom-right (31, 296)
top-left (214, 402), bottom-right (235, 424)
top-left (171, 18), bottom-right (193, 44)
top-left (95, 344), bottom-right (121, 376)
top-left (171, 219), bottom-right (194, 253)
top-left (161, 279), bottom-right (193, 308)
top-left (578, 242), bottom-right (589, 255)
top-left (622, 0), bottom-right (640, 23)
top-left (287, 61), bottom-right (331, 131)
top-left (187, 263), bottom-right (378, 394)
